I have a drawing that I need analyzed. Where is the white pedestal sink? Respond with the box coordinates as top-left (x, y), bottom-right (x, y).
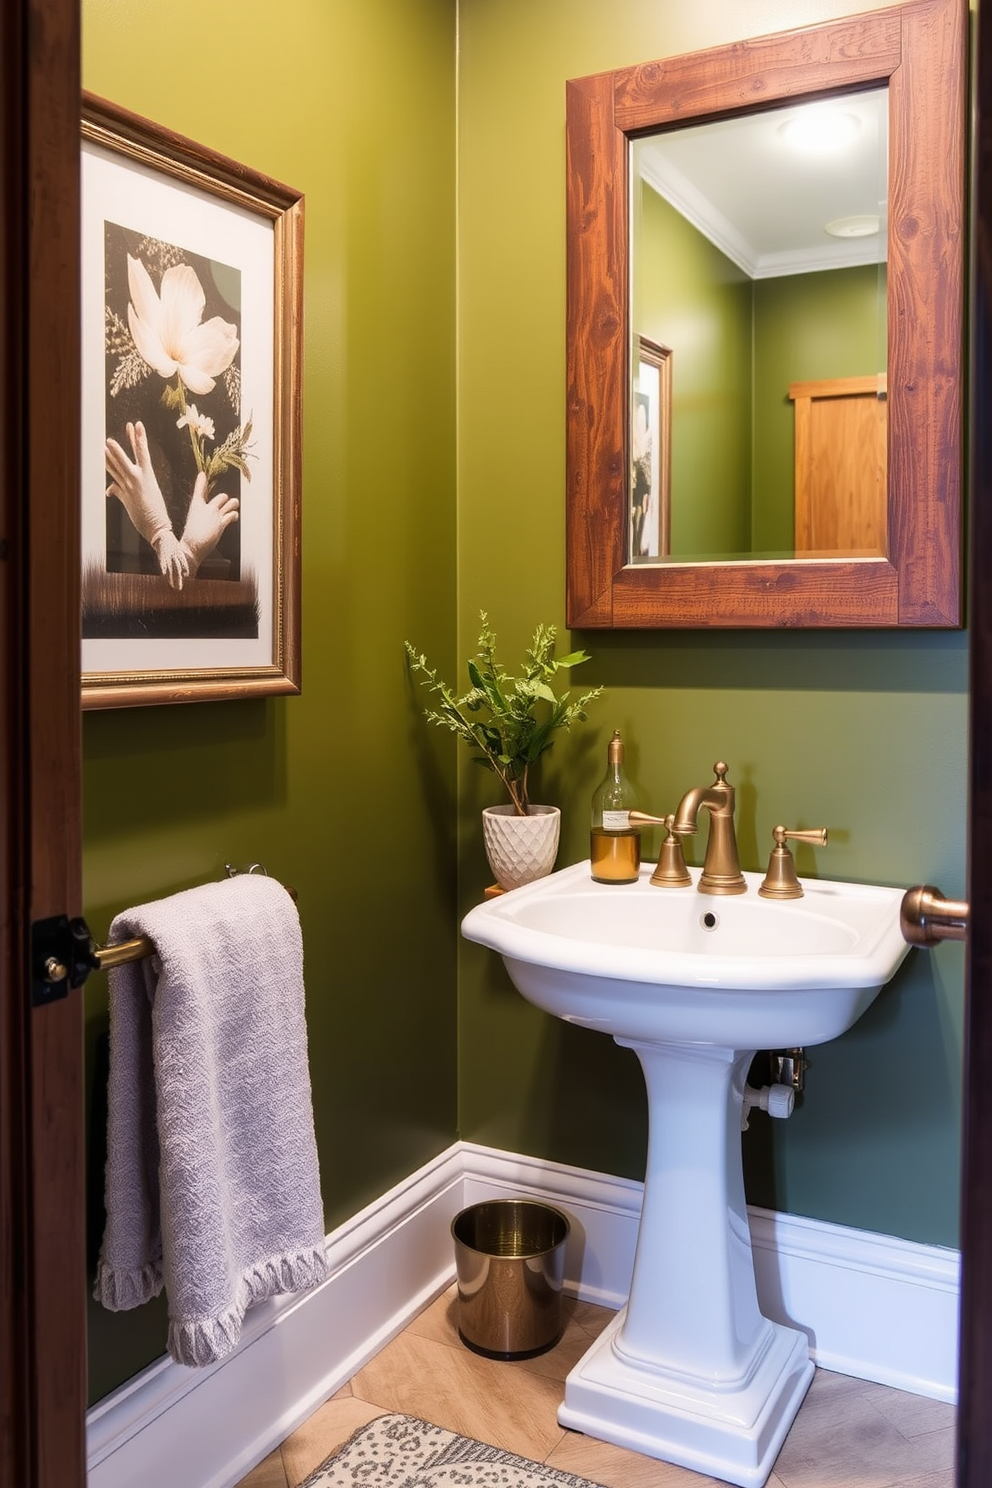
top-left (461, 862), bottom-right (911, 1488)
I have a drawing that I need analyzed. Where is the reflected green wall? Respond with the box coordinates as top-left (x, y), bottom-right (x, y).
top-left (457, 0), bottom-right (965, 1249)
top-left (82, 0), bottom-right (457, 1403)
top-left (635, 186), bottom-right (752, 555)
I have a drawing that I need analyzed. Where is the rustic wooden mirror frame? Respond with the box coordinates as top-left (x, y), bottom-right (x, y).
top-left (565, 0), bottom-right (965, 629)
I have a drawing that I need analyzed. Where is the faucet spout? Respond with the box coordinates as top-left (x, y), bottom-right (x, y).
top-left (672, 785), bottom-right (725, 835)
top-left (673, 761), bottom-right (747, 896)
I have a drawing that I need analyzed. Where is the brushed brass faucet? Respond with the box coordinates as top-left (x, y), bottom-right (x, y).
top-left (673, 761), bottom-right (747, 896)
top-left (758, 825), bottom-right (829, 900)
top-left (628, 811), bottom-right (693, 887)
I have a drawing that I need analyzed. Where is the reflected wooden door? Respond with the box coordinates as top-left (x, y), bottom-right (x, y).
top-left (790, 376), bottom-right (887, 554)
top-left (0, 0), bottom-right (86, 1485)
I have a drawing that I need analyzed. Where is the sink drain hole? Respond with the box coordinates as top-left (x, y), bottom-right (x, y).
top-left (700, 911), bottom-right (719, 931)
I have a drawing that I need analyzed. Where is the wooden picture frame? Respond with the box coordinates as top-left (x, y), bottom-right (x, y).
top-left (80, 93), bottom-right (303, 707)
top-left (631, 336), bottom-right (672, 561)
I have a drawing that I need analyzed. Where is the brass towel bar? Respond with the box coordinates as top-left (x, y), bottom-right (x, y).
top-left (32, 867), bottom-right (293, 1005)
top-left (900, 884), bottom-right (969, 946)
top-left (93, 866), bottom-right (296, 973)
top-left (95, 935), bottom-right (158, 971)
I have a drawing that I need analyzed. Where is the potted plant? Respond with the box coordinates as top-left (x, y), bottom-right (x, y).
top-left (405, 613), bottom-right (602, 889)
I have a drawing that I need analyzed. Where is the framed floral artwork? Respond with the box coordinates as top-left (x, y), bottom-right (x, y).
top-left (630, 336), bottom-right (672, 562)
top-left (80, 93), bottom-right (303, 708)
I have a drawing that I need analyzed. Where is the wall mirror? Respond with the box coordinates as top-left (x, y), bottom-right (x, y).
top-left (565, 0), bottom-right (965, 628)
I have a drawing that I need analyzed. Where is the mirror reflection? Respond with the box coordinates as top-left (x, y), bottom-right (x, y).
top-left (629, 87), bottom-right (888, 565)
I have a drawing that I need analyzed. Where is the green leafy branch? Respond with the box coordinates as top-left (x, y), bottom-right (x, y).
top-left (105, 307), bottom-right (152, 397)
top-left (205, 416), bottom-right (255, 487)
top-left (161, 381), bottom-right (255, 494)
top-left (405, 612), bottom-right (602, 815)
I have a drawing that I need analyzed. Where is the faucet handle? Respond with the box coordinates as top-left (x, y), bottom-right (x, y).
top-left (650, 815), bottom-right (693, 889)
top-left (627, 812), bottom-right (694, 888)
top-left (628, 811), bottom-right (671, 829)
top-left (779, 826), bottom-right (828, 849)
top-left (758, 825), bottom-right (829, 901)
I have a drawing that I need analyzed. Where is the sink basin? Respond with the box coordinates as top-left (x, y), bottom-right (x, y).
top-left (461, 860), bottom-right (910, 1048)
top-left (461, 858), bottom-right (913, 1487)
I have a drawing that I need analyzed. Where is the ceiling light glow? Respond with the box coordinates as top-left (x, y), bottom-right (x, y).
top-left (779, 106), bottom-right (862, 154)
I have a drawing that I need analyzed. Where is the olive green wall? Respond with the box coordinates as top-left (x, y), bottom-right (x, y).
top-left (82, 0), bottom-right (458, 1403)
top-left (457, 0), bottom-right (966, 1248)
top-left (80, 0), bottom-right (968, 1413)
top-left (752, 264), bottom-right (886, 550)
top-left (635, 186), bottom-right (752, 555)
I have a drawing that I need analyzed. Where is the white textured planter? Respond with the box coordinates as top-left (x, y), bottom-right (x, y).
top-left (482, 805), bottom-right (561, 891)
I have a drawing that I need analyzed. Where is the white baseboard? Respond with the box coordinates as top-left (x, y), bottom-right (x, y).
top-left (748, 1204), bottom-right (959, 1401)
top-left (86, 1146), bottom-right (464, 1488)
top-left (459, 1142), bottom-right (644, 1310)
top-left (86, 1142), bottom-right (960, 1488)
top-left (457, 1144), bottom-right (960, 1403)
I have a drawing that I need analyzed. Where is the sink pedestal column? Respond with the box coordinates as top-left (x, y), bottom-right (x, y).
top-left (558, 1039), bottom-right (813, 1488)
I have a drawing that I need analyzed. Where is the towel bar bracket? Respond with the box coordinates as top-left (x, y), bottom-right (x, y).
top-left (31, 873), bottom-right (298, 997)
top-left (30, 914), bottom-right (100, 1007)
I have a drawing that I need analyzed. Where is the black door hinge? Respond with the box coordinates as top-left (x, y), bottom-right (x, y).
top-left (30, 915), bottom-right (100, 1007)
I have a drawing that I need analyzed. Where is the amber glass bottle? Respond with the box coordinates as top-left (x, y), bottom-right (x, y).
top-left (590, 729), bottom-right (641, 883)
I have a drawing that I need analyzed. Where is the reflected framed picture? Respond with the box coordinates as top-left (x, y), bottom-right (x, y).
top-left (80, 93), bottom-right (303, 709)
top-left (630, 335), bottom-right (672, 562)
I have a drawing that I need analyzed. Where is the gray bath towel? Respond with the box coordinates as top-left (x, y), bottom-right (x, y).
top-left (94, 875), bottom-right (328, 1367)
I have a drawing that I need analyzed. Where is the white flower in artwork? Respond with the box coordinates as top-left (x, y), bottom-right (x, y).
top-left (105, 240), bottom-right (255, 561)
top-left (126, 254), bottom-right (239, 396)
top-left (176, 404), bottom-right (216, 441)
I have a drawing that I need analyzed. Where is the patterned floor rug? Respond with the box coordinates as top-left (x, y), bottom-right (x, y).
top-left (299, 1413), bottom-right (606, 1488)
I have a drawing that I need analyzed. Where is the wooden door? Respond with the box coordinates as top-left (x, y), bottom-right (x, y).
top-left (956, 0), bottom-right (992, 1478)
top-left (790, 376), bottom-right (887, 554)
top-left (0, 0), bottom-right (86, 1485)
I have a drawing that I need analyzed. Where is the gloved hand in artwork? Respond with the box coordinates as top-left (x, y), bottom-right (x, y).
top-left (104, 420), bottom-right (189, 589)
top-left (178, 471), bottom-right (240, 579)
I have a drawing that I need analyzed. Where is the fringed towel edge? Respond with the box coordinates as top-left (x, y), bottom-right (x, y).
top-left (93, 1256), bottom-right (164, 1311)
top-left (167, 1243), bottom-right (329, 1367)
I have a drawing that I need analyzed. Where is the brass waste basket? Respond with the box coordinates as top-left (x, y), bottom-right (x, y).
top-left (451, 1198), bottom-right (570, 1361)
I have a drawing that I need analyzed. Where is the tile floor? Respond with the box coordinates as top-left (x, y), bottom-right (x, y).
top-left (236, 1286), bottom-right (955, 1488)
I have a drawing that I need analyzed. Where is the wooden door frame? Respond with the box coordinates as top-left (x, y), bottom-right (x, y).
top-left (957, 0), bottom-right (992, 1479)
top-left (0, 0), bottom-right (86, 1485)
top-left (0, 3), bottom-right (989, 1486)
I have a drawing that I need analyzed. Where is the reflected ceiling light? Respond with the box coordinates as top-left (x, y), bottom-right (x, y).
top-left (779, 105), bottom-right (861, 153)
top-left (824, 214), bottom-right (881, 238)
